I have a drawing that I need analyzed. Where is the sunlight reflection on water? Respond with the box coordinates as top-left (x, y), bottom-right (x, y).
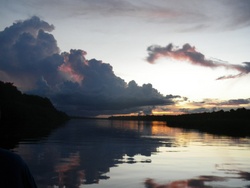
top-left (13, 119), bottom-right (250, 188)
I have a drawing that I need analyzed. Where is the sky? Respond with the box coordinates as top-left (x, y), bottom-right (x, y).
top-left (0, 0), bottom-right (250, 116)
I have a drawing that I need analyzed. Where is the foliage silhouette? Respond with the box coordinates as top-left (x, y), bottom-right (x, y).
top-left (0, 80), bottom-right (69, 148)
top-left (109, 108), bottom-right (250, 137)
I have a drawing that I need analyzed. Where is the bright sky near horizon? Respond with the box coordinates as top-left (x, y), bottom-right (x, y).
top-left (0, 0), bottom-right (250, 116)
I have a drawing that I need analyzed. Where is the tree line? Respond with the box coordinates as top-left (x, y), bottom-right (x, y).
top-left (0, 81), bottom-right (68, 124)
top-left (109, 108), bottom-right (250, 137)
top-left (0, 81), bottom-right (69, 148)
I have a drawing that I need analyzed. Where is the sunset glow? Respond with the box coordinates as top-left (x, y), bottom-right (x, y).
top-left (59, 64), bottom-right (84, 84)
top-left (0, 0), bottom-right (250, 116)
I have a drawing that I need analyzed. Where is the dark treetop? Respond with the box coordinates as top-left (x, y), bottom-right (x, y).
top-left (0, 80), bottom-right (69, 148)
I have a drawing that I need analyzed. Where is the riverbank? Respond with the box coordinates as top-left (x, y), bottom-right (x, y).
top-left (109, 108), bottom-right (250, 137)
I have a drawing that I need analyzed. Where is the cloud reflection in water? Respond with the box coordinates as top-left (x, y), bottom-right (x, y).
top-left (13, 119), bottom-right (250, 188)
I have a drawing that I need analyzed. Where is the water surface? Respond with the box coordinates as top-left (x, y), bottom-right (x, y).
top-left (13, 119), bottom-right (250, 188)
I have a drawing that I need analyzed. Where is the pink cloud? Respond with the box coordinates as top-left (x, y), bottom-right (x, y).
top-left (59, 63), bottom-right (84, 84)
top-left (146, 43), bottom-right (250, 80)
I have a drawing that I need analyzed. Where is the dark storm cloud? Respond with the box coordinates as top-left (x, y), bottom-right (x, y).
top-left (0, 17), bottom-right (173, 116)
top-left (0, 16), bottom-right (54, 45)
top-left (53, 49), bottom-right (174, 116)
top-left (0, 16), bottom-right (61, 89)
top-left (51, 74), bottom-right (173, 116)
top-left (146, 43), bottom-right (250, 80)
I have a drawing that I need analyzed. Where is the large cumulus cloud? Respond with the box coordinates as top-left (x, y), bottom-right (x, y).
top-left (48, 50), bottom-right (173, 116)
top-left (0, 16), bottom-right (61, 89)
top-left (0, 17), bottom-right (173, 116)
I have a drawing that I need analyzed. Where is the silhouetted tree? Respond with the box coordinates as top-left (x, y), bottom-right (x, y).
top-left (0, 80), bottom-right (68, 124)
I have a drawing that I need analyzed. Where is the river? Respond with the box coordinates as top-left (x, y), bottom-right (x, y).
top-left (12, 119), bottom-right (250, 188)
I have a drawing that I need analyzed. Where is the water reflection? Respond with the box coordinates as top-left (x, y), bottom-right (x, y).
top-left (145, 176), bottom-right (227, 188)
top-left (14, 120), bottom-right (172, 187)
top-left (13, 119), bottom-right (250, 188)
top-left (144, 171), bottom-right (250, 188)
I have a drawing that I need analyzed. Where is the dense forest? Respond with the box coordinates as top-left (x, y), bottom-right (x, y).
top-left (109, 108), bottom-right (250, 137)
top-left (0, 81), bottom-right (69, 148)
top-left (0, 81), bottom-right (68, 124)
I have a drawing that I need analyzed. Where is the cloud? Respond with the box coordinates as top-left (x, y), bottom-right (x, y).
top-left (145, 176), bottom-right (227, 188)
top-left (143, 0), bottom-right (250, 30)
top-left (219, 98), bottom-right (250, 106)
top-left (59, 50), bottom-right (87, 84)
top-left (223, 0), bottom-right (250, 29)
top-left (179, 98), bottom-right (250, 114)
top-left (0, 16), bottom-right (60, 89)
top-left (50, 78), bottom-right (173, 116)
top-left (146, 43), bottom-right (250, 80)
top-left (3, 0), bottom-right (250, 31)
top-left (0, 17), bottom-right (173, 116)
top-left (216, 62), bottom-right (250, 80)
